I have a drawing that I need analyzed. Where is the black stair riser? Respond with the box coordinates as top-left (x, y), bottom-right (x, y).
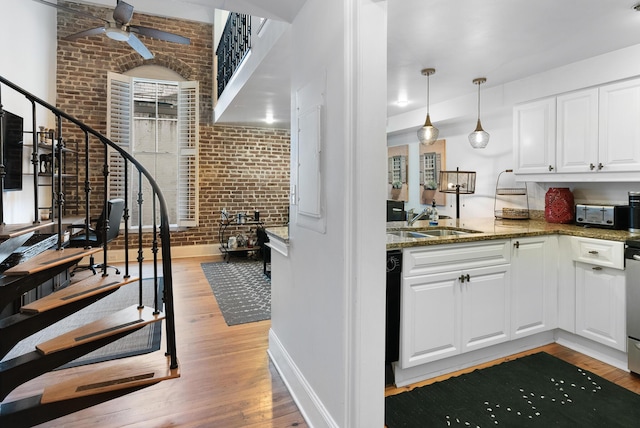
top-left (0, 287), bottom-right (120, 359)
top-left (0, 324), bottom-right (147, 401)
top-left (0, 384), bottom-right (153, 427)
top-left (0, 260), bottom-right (78, 313)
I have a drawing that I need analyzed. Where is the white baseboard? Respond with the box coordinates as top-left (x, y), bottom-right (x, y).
top-left (267, 329), bottom-right (339, 428)
top-left (554, 330), bottom-right (628, 372)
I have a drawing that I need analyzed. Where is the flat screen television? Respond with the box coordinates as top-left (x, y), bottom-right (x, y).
top-left (1, 110), bottom-right (23, 191)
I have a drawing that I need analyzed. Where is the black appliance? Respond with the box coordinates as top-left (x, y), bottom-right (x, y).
top-left (386, 250), bottom-right (402, 364)
top-left (387, 200), bottom-right (405, 222)
top-left (1, 110), bottom-right (24, 191)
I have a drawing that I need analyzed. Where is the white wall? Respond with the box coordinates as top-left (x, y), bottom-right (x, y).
top-left (268, 0), bottom-right (387, 427)
top-left (388, 43), bottom-right (640, 218)
top-left (0, 0), bottom-right (57, 223)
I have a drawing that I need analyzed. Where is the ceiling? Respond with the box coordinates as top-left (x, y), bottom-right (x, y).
top-left (76, 1), bottom-right (640, 130)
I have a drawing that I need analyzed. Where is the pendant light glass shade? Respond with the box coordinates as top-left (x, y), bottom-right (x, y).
top-left (468, 77), bottom-right (489, 149)
top-left (417, 68), bottom-right (439, 145)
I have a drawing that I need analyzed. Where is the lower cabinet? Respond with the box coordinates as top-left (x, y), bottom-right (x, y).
top-left (575, 261), bottom-right (626, 351)
top-left (510, 236), bottom-right (558, 339)
top-left (400, 248), bottom-right (510, 369)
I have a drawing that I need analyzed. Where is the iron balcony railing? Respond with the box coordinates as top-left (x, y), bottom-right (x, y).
top-left (216, 12), bottom-right (252, 98)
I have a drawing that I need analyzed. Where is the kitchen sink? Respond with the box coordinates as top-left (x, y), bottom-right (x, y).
top-left (387, 230), bottom-right (431, 239)
top-left (420, 229), bottom-right (478, 237)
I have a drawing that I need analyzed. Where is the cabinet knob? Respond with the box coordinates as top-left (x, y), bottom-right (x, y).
top-left (514, 241), bottom-right (520, 249)
top-left (465, 274), bottom-right (470, 282)
top-left (548, 165), bottom-right (554, 171)
top-left (459, 274), bottom-right (466, 283)
top-left (598, 162), bottom-right (603, 170)
top-left (589, 163), bottom-right (595, 170)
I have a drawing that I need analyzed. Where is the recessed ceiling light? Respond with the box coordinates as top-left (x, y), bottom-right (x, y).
top-left (396, 99), bottom-right (409, 107)
top-left (265, 113), bottom-right (274, 124)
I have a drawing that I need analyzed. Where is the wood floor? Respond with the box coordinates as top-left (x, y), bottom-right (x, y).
top-left (5, 256), bottom-right (640, 427)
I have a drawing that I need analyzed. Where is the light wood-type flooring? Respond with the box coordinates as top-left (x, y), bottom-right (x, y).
top-left (5, 256), bottom-right (640, 427)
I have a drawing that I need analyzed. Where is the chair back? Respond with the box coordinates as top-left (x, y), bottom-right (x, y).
top-left (96, 198), bottom-right (125, 244)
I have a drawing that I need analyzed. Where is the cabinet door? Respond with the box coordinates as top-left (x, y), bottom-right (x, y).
top-left (400, 272), bottom-right (460, 368)
top-left (599, 78), bottom-right (640, 172)
top-left (510, 236), bottom-right (558, 339)
top-left (575, 262), bottom-right (626, 351)
top-left (513, 98), bottom-right (556, 174)
top-left (460, 264), bottom-right (511, 353)
top-left (556, 89), bottom-right (599, 173)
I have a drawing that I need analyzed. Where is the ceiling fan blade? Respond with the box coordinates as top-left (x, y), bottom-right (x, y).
top-left (32, 0), bottom-right (110, 24)
top-left (127, 33), bottom-right (154, 59)
top-left (64, 27), bottom-right (107, 41)
top-left (113, 0), bottom-right (134, 25)
top-left (130, 25), bottom-right (191, 45)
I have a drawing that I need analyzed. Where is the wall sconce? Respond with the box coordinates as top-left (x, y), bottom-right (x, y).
top-left (417, 68), bottom-right (439, 145)
top-left (468, 77), bottom-right (489, 149)
top-left (438, 167), bottom-right (477, 219)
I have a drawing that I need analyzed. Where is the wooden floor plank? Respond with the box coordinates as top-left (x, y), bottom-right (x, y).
top-left (21, 275), bottom-right (140, 314)
top-left (36, 305), bottom-right (164, 355)
top-left (40, 354), bottom-right (179, 404)
top-left (3, 247), bottom-right (101, 276)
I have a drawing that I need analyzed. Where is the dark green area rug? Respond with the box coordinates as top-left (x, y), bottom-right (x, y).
top-left (386, 352), bottom-right (640, 427)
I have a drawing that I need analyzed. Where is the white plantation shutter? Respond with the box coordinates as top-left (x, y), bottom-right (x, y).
top-left (107, 72), bottom-right (132, 200)
top-left (106, 72), bottom-right (199, 228)
top-left (177, 81), bottom-right (199, 227)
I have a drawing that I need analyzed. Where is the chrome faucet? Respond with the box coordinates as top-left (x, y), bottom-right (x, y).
top-left (408, 207), bottom-right (432, 226)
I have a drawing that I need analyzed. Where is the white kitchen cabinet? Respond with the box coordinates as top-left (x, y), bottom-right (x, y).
top-left (513, 97), bottom-right (556, 174)
top-left (400, 242), bottom-right (511, 369)
top-left (556, 88), bottom-right (599, 173)
top-left (510, 236), bottom-right (558, 339)
top-left (598, 78), bottom-right (640, 172)
top-left (575, 261), bottom-right (626, 351)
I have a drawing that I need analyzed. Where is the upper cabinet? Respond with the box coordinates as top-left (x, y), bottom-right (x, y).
top-left (514, 77), bottom-right (640, 181)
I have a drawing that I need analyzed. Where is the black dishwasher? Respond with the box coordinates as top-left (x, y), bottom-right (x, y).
top-left (386, 250), bottom-right (402, 364)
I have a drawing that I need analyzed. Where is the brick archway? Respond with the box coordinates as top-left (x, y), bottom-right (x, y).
top-left (115, 53), bottom-right (195, 80)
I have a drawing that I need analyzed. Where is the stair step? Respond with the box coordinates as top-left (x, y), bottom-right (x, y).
top-left (2, 247), bottom-right (101, 276)
top-left (40, 353), bottom-right (179, 404)
top-left (20, 275), bottom-right (139, 314)
top-left (0, 222), bottom-right (53, 240)
top-left (36, 305), bottom-right (164, 355)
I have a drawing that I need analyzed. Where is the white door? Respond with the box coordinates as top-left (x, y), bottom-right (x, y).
top-left (556, 89), bottom-right (599, 173)
top-left (460, 264), bottom-right (511, 353)
top-left (510, 236), bottom-right (558, 339)
top-left (513, 97), bottom-right (557, 174)
top-left (400, 271), bottom-right (460, 368)
top-left (598, 78), bottom-right (640, 172)
top-left (575, 262), bottom-right (626, 351)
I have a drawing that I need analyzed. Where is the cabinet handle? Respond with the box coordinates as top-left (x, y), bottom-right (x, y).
top-left (514, 241), bottom-right (520, 249)
top-left (598, 163), bottom-right (603, 170)
top-left (589, 163), bottom-right (595, 170)
top-left (588, 250), bottom-right (599, 255)
top-left (465, 274), bottom-right (471, 282)
top-left (592, 266), bottom-right (603, 271)
top-left (459, 274), bottom-right (466, 283)
top-left (548, 165), bottom-right (554, 171)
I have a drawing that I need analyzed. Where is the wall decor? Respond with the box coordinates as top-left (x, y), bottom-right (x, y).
top-left (388, 145), bottom-right (408, 201)
top-left (419, 139), bottom-right (446, 205)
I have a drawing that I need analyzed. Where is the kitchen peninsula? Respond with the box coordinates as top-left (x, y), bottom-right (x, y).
top-left (387, 215), bottom-right (632, 387)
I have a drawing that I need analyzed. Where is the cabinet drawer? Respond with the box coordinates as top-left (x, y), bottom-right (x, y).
top-left (403, 240), bottom-right (510, 277)
top-left (570, 236), bottom-right (624, 270)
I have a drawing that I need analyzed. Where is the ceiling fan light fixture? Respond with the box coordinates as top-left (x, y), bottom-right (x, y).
top-left (468, 77), bottom-right (490, 149)
top-left (417, 68), bottom-right (439, 145)
top-left (105, 27), bottom-right (130, 42)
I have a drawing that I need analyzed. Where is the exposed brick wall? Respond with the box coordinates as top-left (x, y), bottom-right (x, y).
top-left (54, 2), bottom-right (290, 252)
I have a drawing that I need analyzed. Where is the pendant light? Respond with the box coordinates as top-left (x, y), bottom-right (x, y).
top-left (468, 77), bottom-right (490, 149)
top-left (417, 68), bottom-right (439, 145)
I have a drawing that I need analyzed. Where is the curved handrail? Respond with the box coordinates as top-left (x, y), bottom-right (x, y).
top-left (0, 75), bottom-right (177, 369)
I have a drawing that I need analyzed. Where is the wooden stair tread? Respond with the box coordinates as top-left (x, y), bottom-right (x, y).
top-left (2, 247), bottom-right (101, 276)
top-left (0, 222), bottom-right (52, 239)
top-left (40, 354), bottom-right (179, 404)
top-left (36, 305), bottom-right (164, 355)
top-left (20, 275), bottom-right (140, 314)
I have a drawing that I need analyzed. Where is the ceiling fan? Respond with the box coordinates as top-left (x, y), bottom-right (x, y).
top-left (33, 0), bottom-right (191, 59)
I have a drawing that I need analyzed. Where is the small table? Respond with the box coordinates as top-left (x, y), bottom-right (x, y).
top-left (218, 218), bottom-right (263, 262)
